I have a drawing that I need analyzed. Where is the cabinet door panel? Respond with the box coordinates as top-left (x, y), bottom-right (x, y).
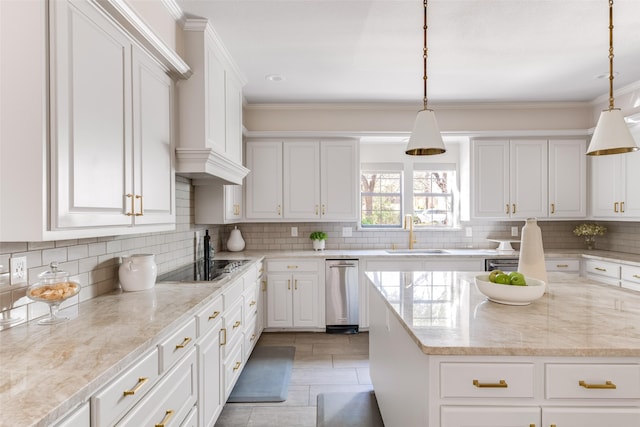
top-left (321, 141), bottom-right (358, 220)
top-left (198, 326), bottom-right (222, 427)
top-left (542, 406), bottom-right (640, 427)
top-left (472, 141), bottom-right (510, 218)
top-left (590, 155), bottom-right (620, 218)
top-left (284, 142), bottom-right (320, 219)
top-left (246, 142), bottom-right (283, 219)
top-left (622, 150), bottom-right (640, 217)
top-left (266, 274), bottom-right (293, 327)
top-left (206, 43), bottom-right (226, 154)
top-left (132, 46), bottom-right (174, 225)
top-left (510, 139), bottom-right (547, 218)
top-left (548, 139), bottom-right (587, 218)
top-left (441, 406), bottom-right (540, 427)
top-left (293, 274), bottom-right (319, 328)
top-left (52, 0), bottom-right (132, 228)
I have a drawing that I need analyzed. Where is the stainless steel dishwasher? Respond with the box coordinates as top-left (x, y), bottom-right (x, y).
top-left (325, 259), bottom-right (359, 334)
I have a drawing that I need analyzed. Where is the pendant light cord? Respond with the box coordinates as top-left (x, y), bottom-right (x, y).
top-left (423, 0), bottom-right (429, 111)
top-left (608, 0), bottom-right (615, 111)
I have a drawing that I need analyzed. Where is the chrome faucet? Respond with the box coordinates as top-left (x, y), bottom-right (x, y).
top-left (404, 214), bottom-right (417, 249)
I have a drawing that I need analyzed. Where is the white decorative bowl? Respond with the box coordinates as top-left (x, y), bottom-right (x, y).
top-left (474, 275), bottom-right (545, 306)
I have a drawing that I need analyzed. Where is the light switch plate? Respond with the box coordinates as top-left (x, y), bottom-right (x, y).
top-left (291, 227), bottom-right (298, 237)
top-left (465, 227), bottom-right (472, 237)
top-left (511, 226), bottom-right (519, 237)
top-left (10, 256), bottom-right (27, 285)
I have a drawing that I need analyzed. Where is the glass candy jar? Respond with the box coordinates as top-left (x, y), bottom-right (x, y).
top-left (27, 262), bottom-right (80, 325)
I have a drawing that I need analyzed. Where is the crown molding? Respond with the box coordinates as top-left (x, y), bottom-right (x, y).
top-left (244, 101), bottom-right (591, 111)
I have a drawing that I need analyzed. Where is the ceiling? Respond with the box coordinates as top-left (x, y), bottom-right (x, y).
top-left (175, 0), bottom-right (640, 105)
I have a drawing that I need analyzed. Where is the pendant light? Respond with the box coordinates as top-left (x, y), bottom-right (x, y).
top-left (586, 0), bottom-right (639, 156)
top-left (405, 0), bottom-right (446, 156)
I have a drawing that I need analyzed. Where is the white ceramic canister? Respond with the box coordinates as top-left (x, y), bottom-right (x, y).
top-left (119, 254), bottom-right (157, 291)
top-left (227, 226), bottom-right (246, 252)
top-left (517, 218), bottom-right (548, 289)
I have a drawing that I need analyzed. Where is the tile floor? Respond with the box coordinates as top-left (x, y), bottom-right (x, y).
top-left (214, 331), bottom-right (373, 427)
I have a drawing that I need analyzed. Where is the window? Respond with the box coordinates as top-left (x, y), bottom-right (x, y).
top-left (360, 166), bottom-right (402, 227)
top-left (412, 166), bottom-right (456, 227)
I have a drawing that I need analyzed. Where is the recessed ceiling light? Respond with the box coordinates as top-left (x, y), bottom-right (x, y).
top-left (265, 74), bottom-right (285, 82)
top-left (595, 71), bottom-right (619, 79)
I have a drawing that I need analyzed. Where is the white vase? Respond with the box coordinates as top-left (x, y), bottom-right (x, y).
top-left (119, 254), bottom-right (157, 292)
top-left (227, 226), bottom-right (245, 252)
top-left (312, 240), bottom-right (325, 251)
top-left (517, 218), bottom-right (548, 289)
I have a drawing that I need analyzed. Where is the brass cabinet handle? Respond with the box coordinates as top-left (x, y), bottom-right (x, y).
top-left (594, 267), bottom-right (607, 272)
top-left (294, 279), bottom-right (298, 290)
top-left (322, 204), bottom-right (326, 215)
top-left (233, 320), bottom-right (241, 329)
top-left (123, 376), bottom-right (149, 396)
top-left (250, 333), bottom-right (256, 342)
top-left (126, 193), bottom-right (135, 216)
top-left (261, 280), bottom-right (267, 291)
top-left (175, 337), bottom-right (192, 349)
top-left (473, 379), bottom-right (508, 388)
top-left (220, 328), bottom-right (227, 346)
top-left (249, 301), bottom-right (256, 306)
top-left (287, 279), bottom-right (291, 290)
top-left (579, 380), bottom-right (616, 389)
top-left (287, 265), bottom-right (298, 269)
top-left (512, 203), bottom-right (516, 214)
top-left (556, 264), bottom-right (569, 268)
top-left (614, 202), bottom-right (619, 213)
top-left (621, 201), bottom-right (625, 213)
top-left (135, 194), bottom-right (143, 216)
top-left (155, 410), bottom-right (174, 427)
top-left (209, 310), bottom-right (220, 320)
top-left (550, 203), bottom-right (555, 214)
top-left (233, 204), bottom-right (240, 215)
top-left (505, 204), bottom-right (510, 214)
top-left (315, 204), bottom-right (319, 215)
top-left (233, 361), bottom-right (241, 371)
top-left (277, 204), bottom-right (281, 215)
top-left (633, 274), bottom-right (640, 279)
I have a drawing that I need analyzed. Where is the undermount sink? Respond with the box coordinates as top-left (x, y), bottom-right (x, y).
top-left (386, 249), bottom-right (449, 254)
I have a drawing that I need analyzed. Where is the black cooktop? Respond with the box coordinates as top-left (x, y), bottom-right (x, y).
top-left (157, 259), bottom-right (250, 282)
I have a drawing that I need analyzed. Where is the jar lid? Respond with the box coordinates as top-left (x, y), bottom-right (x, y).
top-left (38, 262), bottom-right (69, 283)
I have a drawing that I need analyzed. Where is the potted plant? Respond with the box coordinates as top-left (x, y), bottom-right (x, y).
top-left (310, 231), bottom-right (328, 251)
top-left (573, 223), bottom-right (607, 250)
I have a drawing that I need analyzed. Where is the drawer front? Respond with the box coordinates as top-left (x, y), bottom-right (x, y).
top-left (223, 340), bottom-right (244, 399)
top-left (546, 363), bottom-right (640, 399)
top-left (241, 265), bottom-right (258, 290)
top-left (223, 279), bottom-right (244, 309)
top-left (93, 350), bottom-right (159, 427)
top-left (545, 258), bottom-right (580, 272)
top-left (54, 402), bottom-right (90, 427)
top-left (621, 264), bottom-right (640, 286)
top-left (243, 317), bottom-right (259, 359)
top-left (221, 300), bottom-right (243, 359)
top-left (196, 296), bottom-right (223, 338)
top-left (243, 284), bottom-right (259, 324)
top-left (584, 259), bottom-right (620, 279)
top-left (440, 363), bottom-right (535, 398)
top-left (180, 406), bottom-right (198, 427)
top-left (542, 406), bottom-right (640, 427)
top-left (268, 259), bottom-right (319, 272)
top-left (159, 319), bottom-right (197, 372)
top-left (117, 349), bottom-right (197, 427)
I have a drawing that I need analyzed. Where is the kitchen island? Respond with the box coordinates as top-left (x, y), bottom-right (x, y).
top-left (366, 271), bottom-right (640, 427)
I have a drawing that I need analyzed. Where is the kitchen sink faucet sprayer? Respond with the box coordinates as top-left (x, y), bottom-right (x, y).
top-left (404, 214), bottom-right (417, 249)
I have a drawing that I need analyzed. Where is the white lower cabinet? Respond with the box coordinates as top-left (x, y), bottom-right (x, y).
top-left (441, 406), bottom-right (540, 427)
top-left (53, 402), bottom-right (90, 427)
top-left (196, 297), bottom-right (224, 427)
top-left (266, 259), bottom-right (322, 329)
top-left (542, 406), bottom-right (640, 426)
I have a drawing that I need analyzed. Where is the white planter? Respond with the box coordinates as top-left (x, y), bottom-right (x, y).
top-left (312, 239), bottom-right (325, 251)
top-left (119, 254), bottom-right (157, 292)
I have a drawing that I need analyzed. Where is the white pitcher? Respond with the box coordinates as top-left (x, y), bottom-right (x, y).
top-left (119, 254), bottom-right (157, 291)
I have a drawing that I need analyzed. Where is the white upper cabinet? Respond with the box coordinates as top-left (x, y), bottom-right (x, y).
top-left (548, 139), bottom-right (587, 218)
top-left (0, 0), bottom-right (181, 241)
top-left (473, 139), bottom-right (548, 219)
top-left (177, 19), bottom-right (249, 185)
top-left (194, 184), bottom-right (243, 224)
top-left (245, 139), bottom-right (358, 221)
top-left (591, 149), bottom-right (640, 219)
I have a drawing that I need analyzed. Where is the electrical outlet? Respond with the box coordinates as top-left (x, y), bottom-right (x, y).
top-left (511, 226), bottom-right (519, 237)
top-left (465, 227), bottom-right (473, 237)
top-left (342, 227), bottom-right (352, 237)
top-left (10, 256), bottom-right (27, 285)
top-left (291, 227), bottom-right (298, 237)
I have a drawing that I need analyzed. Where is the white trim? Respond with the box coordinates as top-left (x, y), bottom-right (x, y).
top-left (244, 101), bottom-right (590, 111)
top-left (160, 0), bottom-right (183, 21)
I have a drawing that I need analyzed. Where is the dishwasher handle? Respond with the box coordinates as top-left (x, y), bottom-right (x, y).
top-left (329, 264), bottom-right (357, 268)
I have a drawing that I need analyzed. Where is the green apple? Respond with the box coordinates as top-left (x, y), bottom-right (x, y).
top-left (489, 270), bottom-right (504, 283)
top-left (509, 272), bottom-right (527, 286)
top-left (494, 273), bottom-right (511, 285)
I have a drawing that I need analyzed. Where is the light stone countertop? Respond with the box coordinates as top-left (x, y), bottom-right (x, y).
top-left (367, 270), bottom-right (640, 357)
top-left (0, 258), bottom-right (261, 427)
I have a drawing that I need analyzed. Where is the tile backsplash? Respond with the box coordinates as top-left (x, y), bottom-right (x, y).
top-left (2, 175), bottom-right (639, 329)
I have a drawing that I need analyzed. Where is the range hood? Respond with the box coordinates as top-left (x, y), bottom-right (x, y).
top-left (175, 148), bottom-right (250, 185)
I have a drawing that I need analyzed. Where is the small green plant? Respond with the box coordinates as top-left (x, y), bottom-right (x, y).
top-left (309, 231), bottom-right (328, 241)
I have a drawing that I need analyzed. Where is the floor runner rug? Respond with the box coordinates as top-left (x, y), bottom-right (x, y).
top-left (227, 345), bottom-right (295, 402)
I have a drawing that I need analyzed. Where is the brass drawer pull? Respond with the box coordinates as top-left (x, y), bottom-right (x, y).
top-left (155, 409), bottom-right (174, 427)
top-left (594, 267), bottom-right (607, 272)
top-left (261, 280), bottom-right (267, 291)
top-left (614, 202), bottom-right (619, 213)
top-left (208, 310), bottom-right (220, 320)
top-left (175, 337), bottom-right (192, 349)
top-left (556, 264), bottom-right (569, 268)
top-left (512, 203), bottom-right (516, 214)
top-left (135, 194), bottom-right (143, 216)
top-left (123, 376), bottom-right (149, 396)
top-left (579, 380), bottom-right (616, 389)
top-left (473, 379), bottom-right (508, 388)
top-left (505, 204), bottom-right (510, 214)
top-left (621, 201), bottom-right (625, 213)
top-left (250, 333), bottom-right (256, 342)
top-left (633, 274), bottom-right (640, 279)
top-left (287, 265), bottom-right (298, 269)
top-left (233, 320), bottom-right (241, 329)
top-left (220, 328), bottom-right (227, 346)
top-left (233, 361), bottom-right (241, 371)
top-left (294, 279), bottom-right (298, 290)
top-left (550, 203), bottom-right (555, 214)
top-left (126, 193), bottom-right (135, 216)
top-left (249, 301), bottom-right (256, 306)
